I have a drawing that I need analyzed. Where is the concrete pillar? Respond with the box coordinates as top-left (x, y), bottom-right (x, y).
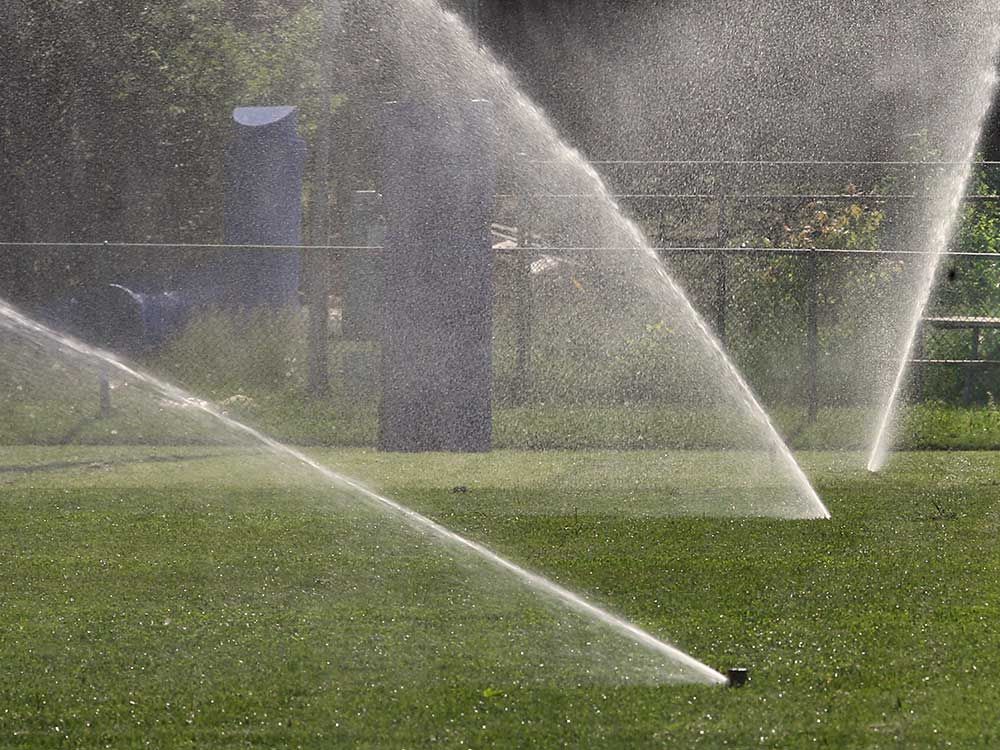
top-left (378, 99), bottom-right (496, 452)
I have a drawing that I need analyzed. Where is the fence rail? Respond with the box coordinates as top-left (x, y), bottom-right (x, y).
top-left (4, 241), bottom-right (1000, 259)
top-left (4, 158), bottom-right (999, 411)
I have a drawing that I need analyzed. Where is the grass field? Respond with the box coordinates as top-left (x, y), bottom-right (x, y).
top-left (2, 446), bottom-right (999, 747)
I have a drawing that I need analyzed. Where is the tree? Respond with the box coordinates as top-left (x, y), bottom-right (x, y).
top-left (0, 0), bottom-right (327, 305)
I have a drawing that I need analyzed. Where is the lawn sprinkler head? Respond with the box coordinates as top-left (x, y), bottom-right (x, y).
top-left (726, 668), bottom-right (749, 688)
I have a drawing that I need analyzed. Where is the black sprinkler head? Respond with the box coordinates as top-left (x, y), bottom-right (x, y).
top-left (727, 668), bottom-right (749, 688)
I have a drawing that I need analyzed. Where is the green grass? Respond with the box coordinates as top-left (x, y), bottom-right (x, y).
top-left (2, 446), bottom-right (1000, 747)
top-left (14, 377), bottom-right (1000, 454)
top-left (9, 329), bottom-right (1000, 453)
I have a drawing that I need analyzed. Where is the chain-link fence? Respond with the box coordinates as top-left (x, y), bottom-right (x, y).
top-left (5, 159), bottom-right (1000, 448)
top-left (486, 159), bottom-right (1000, 415)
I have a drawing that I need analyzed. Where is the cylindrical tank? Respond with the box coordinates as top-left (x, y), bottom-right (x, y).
top-left (221, 105), bottom-right (307, 306)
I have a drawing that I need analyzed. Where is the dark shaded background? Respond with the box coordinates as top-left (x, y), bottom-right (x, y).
top-left (2, 0), bottom-right (999, 307)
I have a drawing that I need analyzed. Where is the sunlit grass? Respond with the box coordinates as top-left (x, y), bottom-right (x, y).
top-left (2, 447), bottom-right (1000, 746)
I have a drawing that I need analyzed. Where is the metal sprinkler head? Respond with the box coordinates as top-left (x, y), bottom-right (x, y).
top-left (727, 668), bottom-right (749, 688)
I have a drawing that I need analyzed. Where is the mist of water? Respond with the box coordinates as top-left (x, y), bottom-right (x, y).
top-left (474, 1), bottom-right (1000, 459)
top-left (868, 57), bottom-right (1000, 472)
top-left (384, 0), bottom-right (828, 519)
top-left (0, 297), bottom-right (727, 685)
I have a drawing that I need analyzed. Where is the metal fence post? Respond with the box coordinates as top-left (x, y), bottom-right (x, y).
top-left (715, 195), bottom-right (728, 345)
top-left (305, 3), bottom-right (344, 398)
top-left (964, 326), bottom-right (981, 406)
top-left (912, 322), bottom-right (925, 403)
top-left (307, 1), bottom-right (352, 398)
top-left (98, 370), bottom-right (111, 419)
top-left (306, 191), bottom-right (331, 397)
top-left (514, 166), bottom-right (533, 405)
top-left (807, 247), bottom-right (819, 422)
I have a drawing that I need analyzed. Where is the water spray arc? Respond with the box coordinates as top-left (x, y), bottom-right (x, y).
top-left (403, 0), bottom-right (829, 519)
top-left (0, 298), bottom-right (728, 686)
top-left (868, 50), bottom-right (1000, 472)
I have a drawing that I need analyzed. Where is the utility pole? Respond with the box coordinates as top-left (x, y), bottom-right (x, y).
top-left (306, 0), bottom-right (345, 397)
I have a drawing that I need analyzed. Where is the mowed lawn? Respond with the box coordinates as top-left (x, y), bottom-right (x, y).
top-left (2, 446), bottom-right (999, 748)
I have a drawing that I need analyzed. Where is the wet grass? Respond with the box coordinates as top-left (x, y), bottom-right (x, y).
top-left (1, 447), bottom-right (999, 747)
top-left (200, 397), bottom-right (1000, 452)
top-left (10, 383), bottom-right (1000, 455)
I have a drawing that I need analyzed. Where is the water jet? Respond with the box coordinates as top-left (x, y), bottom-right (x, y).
top-left (383, 0), bottom-right (829, 519)
top-left (0, 296), bottom-right (728, 686)
top-left (868, 55), bottom-right (1000, 472)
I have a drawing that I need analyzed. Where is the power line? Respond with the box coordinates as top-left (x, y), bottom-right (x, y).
top-left (498, 193), bottom-right (1000, 201)
top-left (0, 240), bottom-right (375, 252)
top-left (530, 159), bottom-right (1000, 167)
top-left (3, 240), bottom-right (998, 259)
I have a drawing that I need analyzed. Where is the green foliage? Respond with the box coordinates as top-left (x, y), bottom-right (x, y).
top-left (1, 0), bottom-right (330, 303)
top-left (921, 162), bottom-right (1000, 403)
top-left (935, 163), bottom-right (1000, 314)
top-left (761, 194), bottom-right (885, 252)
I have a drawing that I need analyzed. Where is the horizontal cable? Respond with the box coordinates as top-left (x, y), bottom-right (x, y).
top-left (526, 159), bottom-right (1000, 167)
top-left (0, 240), bottom-right (374, 252)
top-left (910, 359), bottom-right (1000, 366)
top-left (4, 240), bottom-right (999, 259)
top-left (513, 246), bottom-right (1000, 258)
top-left (497, 193), bottom-right (1000, 201)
